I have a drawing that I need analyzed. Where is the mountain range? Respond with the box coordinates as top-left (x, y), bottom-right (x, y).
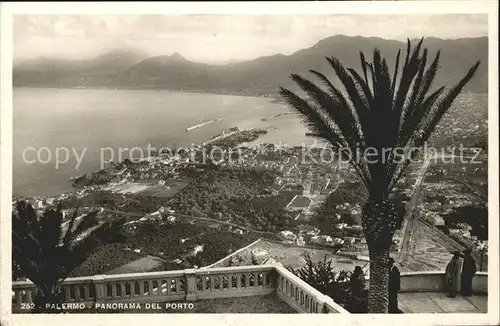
top-left (13, 35), bottom-right (488, 95)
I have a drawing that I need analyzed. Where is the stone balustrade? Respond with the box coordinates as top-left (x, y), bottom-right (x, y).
top-left (12, 265), bottom-right (277, 313)
top-left (399, 271), bottom-right (488, 294)
top-left (12, 265), bottom-right (488, 313)
top-left (274, 264), bottom-right (349, 313)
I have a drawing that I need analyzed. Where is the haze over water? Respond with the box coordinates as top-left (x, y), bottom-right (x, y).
top-left (13, 88), bottom-right (315, 197)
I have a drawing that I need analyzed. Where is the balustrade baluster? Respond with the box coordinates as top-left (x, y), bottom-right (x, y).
top-left (236, 274), bottom-right (241, 289)
top-left (157, 280), bottom-right (164, 295)
top-left (228, 274), bottom-right (233, 290)
top-left (84, 285), bottom-right (90, 300)
top-left (15, 291), bottom-right (22, 309)
top-left (147, 281), bottom-right (153, 296)
top-left (152, 281), bottom-right (159, 296)
top-left (139, 282), bottom-right (144, 296)
top-left (74, 286), bottom-right (81, 301)
top-left (118, 283), bottom-right (124, 298)
top-left (164, 280), bottom-right (171, 295)
top-left (111, 283), bottom-right (117, 298)
top-left (64, 286), bottom-right (72, 301)
top-left (26, 290), bottom-right (33, 304)
top-left (106, 284), bottom-right (112, 298)
top-left (176, 279), bottom-right (181, 293)
top-left (125, 283), bottom-right (132, 297)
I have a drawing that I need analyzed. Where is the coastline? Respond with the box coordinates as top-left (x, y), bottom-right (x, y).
top-left (12, 87), bottom-right (288, 198)
top-left (13, 85), bottom-right (286, 104)
top-left (14, 126), bottom-right (271, 201)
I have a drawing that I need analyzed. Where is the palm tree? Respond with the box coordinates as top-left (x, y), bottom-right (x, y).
top-left (12, 200), bottom-right (126, 312)
top-left (280, 38), bottom-right (480, 313)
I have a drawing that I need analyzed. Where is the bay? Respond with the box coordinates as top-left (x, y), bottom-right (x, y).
top-left (13, 88), bottom-right (314, 197)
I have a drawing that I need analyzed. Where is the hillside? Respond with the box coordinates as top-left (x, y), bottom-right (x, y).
top-left (13, 35), bottom-right (488, 94)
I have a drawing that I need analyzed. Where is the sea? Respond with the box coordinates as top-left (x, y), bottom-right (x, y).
top-left (13, 88), bottom-right (317, 197)
top-left (13, 88), bottom-right (488, 198)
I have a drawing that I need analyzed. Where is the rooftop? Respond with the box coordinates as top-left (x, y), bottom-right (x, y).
top-left (207, 238), bottom-right (369, 271)
top-left (12, 264), bottom-right (488, 314)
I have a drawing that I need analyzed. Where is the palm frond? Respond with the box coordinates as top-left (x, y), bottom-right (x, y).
top-left (16, 201), bottom-right (42, 240)
top-left (390, 49), bottom-right (401, 97)
top-left (416, 51), bottom-right (441, 107)
top-left (280, 87), bottom-right (345, 148)
top-left (291, 73), bottom-right (362, 147)
top-left (373, 51), bottom-right (395, 146)
top-left (64, 211), bottom-right (100, 246)
top-left (403, 48), bottom-right (428, 121)
top-left (62, 206), bottom-right (80, 246)
top-left (280, 86), bottom-right (372, 188)
top-left (398, 86), bottom-right (445, 148)
top-left (360, 52), bottom-right (369, 86)
top-left (39, 208), bottom-right (63, 250)
top-left (325, 57), bottom-right (372, 141)
top-left (64, 217), bottom-right (126, 273)
top-left (415, 61), bottom-right (481, 146)
top-left (346, 68), bottom-right (373, 114)
top-left (393, 38), bottom-right (424, 138)
top-left (397, 51), bottom-right (441, 146)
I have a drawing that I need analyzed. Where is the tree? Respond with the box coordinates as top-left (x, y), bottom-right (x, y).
top-left (287, 253), bottom-right (351, 307)
top-left (280, 38), bottom-right (480, 312)
top-left (250, 251), bottom-right (259, 265)
top-left (12, 200), bottom-right (126, 312)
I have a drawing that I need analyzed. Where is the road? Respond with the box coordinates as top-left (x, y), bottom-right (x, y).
top-left (100, 208), bottom-right (278, 237)
top-left (397, 153), bottom-right (435, 262)
top-left (397, 153), bottom-right (481, 262)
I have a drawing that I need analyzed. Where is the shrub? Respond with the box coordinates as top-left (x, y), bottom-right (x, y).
top-left (287, 253), bottom-right (368, 313)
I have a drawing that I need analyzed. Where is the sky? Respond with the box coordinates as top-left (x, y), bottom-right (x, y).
top-left (13, 14), bottom-right (488, 64)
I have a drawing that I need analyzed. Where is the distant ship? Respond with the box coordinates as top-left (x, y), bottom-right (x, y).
top-left (186, 118), bottom-right (223, 132)
top-left (261, 112), bottom-right (294, 121)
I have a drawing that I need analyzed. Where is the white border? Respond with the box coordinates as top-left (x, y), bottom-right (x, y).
top-left (1, 2), bottom-right (498, 326)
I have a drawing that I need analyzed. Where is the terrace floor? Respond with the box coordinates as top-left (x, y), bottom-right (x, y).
top-left (192, 294), bottom-right (296, 313)
top-left (398, 292), bottom-right (487, 313)
top-left (194, 292), bottom-right (488, 314)
top-left (84, 292), bottom-right (486, 314)
top-left (86, 293), bottom-right (296, 313)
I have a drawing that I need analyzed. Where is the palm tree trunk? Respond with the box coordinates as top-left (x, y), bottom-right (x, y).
top-left (367, 248), bottom-right (391, 313)
top-left (362, 199), bottom-right (397, 313)
top-left (32, 283), bottom-right (65, 313)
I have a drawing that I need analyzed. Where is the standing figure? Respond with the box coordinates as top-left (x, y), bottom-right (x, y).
top-left (460, 248), bottom-right (477, 297)
top-left (350, 266), bottom-right (366, 297)
top-left (388, 258), bottom-right (402, 313)
top-left (445, 251), bottom-right (464, 298)
top-left (349, 266), bottom-right (368, 313)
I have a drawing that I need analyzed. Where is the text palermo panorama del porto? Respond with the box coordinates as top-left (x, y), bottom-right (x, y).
top-left (40, 302), bottom-right (195, 311)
